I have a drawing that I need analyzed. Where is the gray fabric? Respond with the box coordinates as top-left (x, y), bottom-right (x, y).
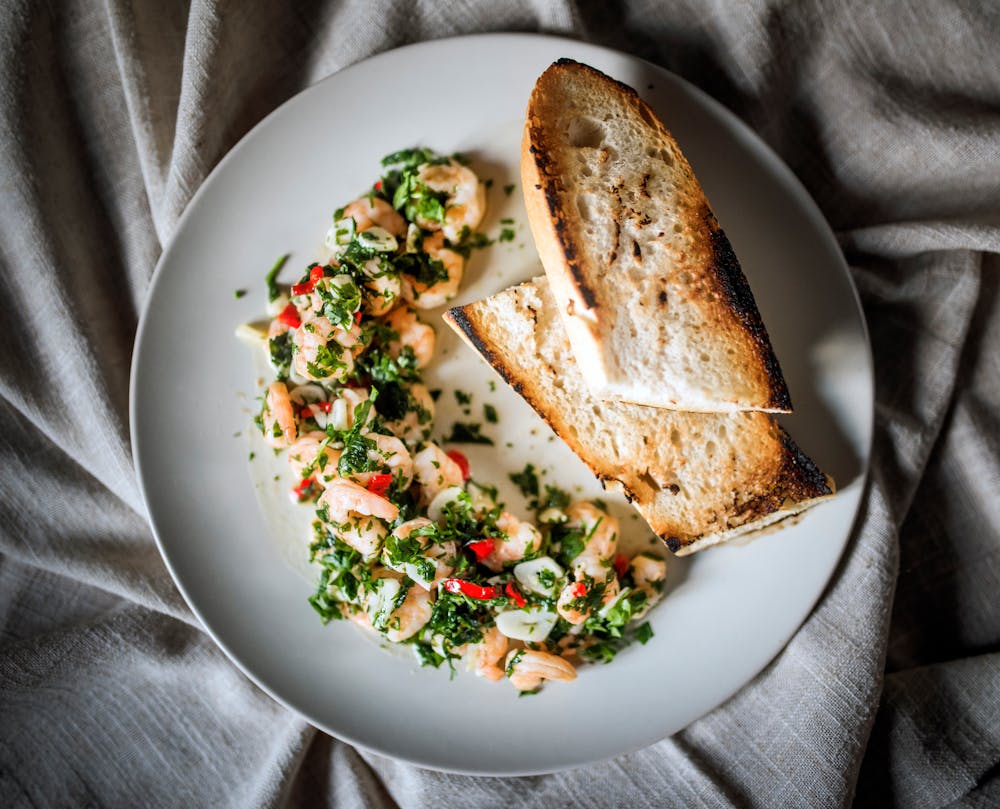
top-left (1, 0), bottom-right (998, 806)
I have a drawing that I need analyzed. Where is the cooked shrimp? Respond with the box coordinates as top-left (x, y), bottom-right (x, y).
top-left (287, 431), bottom-right (342, 486)
top-left (382, 382), bottom-right (435, 443)
top-left (413, 443), bottom-right (464, 504)
top-left (364, 573), bottom-right (433, 643)
top-left (383, 518), bottom-right (457, 589)
top-left (382, 306), bottom-right (435, 368)
top-left (630, 553), bottom-right (667, 618)
top-left (340, 603), bottom-right (374, 631)
top-left (328, 387), bottom-right (376, 433)
top-left (319, 478), bottom-right (398, 523)
top-left (402, 231), bottom-right (464, 310)
top-left (268, 316), bottom-right (291, 339)
top-left (291, 316), bottom-right (360, 383)
top-left (262, 381), bottom-right (296, 448)
top-left (556, 573), bottom-right (621, 626)
top-left (349, 433), bottom-right (414, 490)
top-left (416, 160), bottom-right (486, 243)
top-left (565, 501), bottom-right (619, 582)
top-left (505, 649), bottom-right (576, 691)
top-left (474, 627), bottom-right (508, 681)
top-left (360, 258), bottom-right (402, 317)
top-left (554, 502), bottom-right (619, 624)
top-left (342, 196), bottom-right (406, 237)
top-left (631, 554), bottom-right (667, 590)
top-left (480, 512), bottom-right (543, 572)
top-left (338, 515), bottom-right (388, 562)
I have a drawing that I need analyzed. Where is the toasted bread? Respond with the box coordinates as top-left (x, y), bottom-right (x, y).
top-left (443, 278), bottom-right (833, 555)
top-left (522, 59), bottom-right (791, 413)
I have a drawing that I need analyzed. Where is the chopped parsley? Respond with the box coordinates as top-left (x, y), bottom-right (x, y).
top-left (452, 230), bottom-right (493, 258)
top-left (234, 288), bottom-right (247, 299)
top-left (268, 332), bottom-right (292, 380)
top-left (314, 276), bottom-right (361, 330)
top-left (483, 403), bottom-right (498, 424)
top-left (503, 183), bottom-right (516, 196)
top-left (454, 389), bottom-right (472, 406)
top-left (509, 464), bottom-right (540, 499)
top-left (443, 422), bottom-right (493, 445)
top-left (265, 254), bottom-right (289, 302)
top-left (499, 228), bottom-right (516, 243)
top-left (394, 250), bottom-right (449, 287)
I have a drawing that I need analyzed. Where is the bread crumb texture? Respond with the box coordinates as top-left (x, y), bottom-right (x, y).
top-left (521, 59), bottom-right (791, 413)
top-left (445, 279), bottom-right (831, 554)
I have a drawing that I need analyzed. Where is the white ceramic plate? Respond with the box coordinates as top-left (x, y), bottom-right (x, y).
top-left (131, 33), bottom-right (873, 775)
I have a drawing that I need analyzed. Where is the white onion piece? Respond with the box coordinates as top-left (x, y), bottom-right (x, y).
top-left (234, 322), bottom-right (267, 346)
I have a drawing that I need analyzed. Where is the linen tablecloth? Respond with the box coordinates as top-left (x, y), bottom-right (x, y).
top-left (2, 1), bottom-right (998, 806)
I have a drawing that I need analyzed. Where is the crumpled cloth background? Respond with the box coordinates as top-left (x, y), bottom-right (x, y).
top-left (1, 1), bottom-right (998, 806)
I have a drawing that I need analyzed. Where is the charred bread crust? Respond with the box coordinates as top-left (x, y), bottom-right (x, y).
top-left (445, 281), bottom-right (834, 557)
top-left (523, 116), bottom-right (599, 312)
top-left (701, 210), bottom-right (792, 412)
top-left (523, 58), bottom-right (794, 413)
top-left (659, 426), bottom-right (832, 553)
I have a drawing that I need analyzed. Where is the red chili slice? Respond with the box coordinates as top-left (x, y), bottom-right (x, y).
top-left (290, 265), bottom-right (325, 296)
top-left (276, 303), bottom-right (301, 329)
top-left (293, 476), bottom-right (316, 501)
top-left (446, 449), bottom-right (470, 481)
top-left (298, 400), bottom-right (334, 419)
top-left (571, 582), bottom-right (588, 599)
top-left (365, 473), bottom-right (393, 497)
top-left (504, 582), bottom-right (526, 608)
top-left (467, 539), bottom-right (495, 562)
top-left (441, 578), bottom-right (500, 600)
top-left (613, 553), bottom-right (630, 578)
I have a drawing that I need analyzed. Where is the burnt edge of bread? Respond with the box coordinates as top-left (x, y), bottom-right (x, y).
top-left (552, 58), bottom-right (644, 108)
top-left (449, 295), bottom-right (833, 559)
top-left (444, 307), bottom-right (524, 397)
top-left (533, 59), bottom-right (792, 413)
top-left (445, 296), bottom-right (610, 484)
top-left (701, 207), bottom-right (793, 412)
top-left (525, 72), bottom-right (600, 313)
top-left (660, 422), bottom-right (832, 553)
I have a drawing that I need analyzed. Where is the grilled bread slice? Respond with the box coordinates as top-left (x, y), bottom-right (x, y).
top-left (443, 278), bottom-right (833, 555)
top-left (522, 59), bottom-right (791, 413)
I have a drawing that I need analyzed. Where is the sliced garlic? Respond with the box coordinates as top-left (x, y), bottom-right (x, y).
top-left (538, 507), bottom-right (567, 524)
top-left (513, 556), bottom-right (565, 597)
top-left (495, 609), bottom-right (558, 642)
top-left (355, 226), bottom-right (398, 253)
top-left (466, 481), bottom-right (497, 514)
top-left (427, 486), bottom-right (465, 523)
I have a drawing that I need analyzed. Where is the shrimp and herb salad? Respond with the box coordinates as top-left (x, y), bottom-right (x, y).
top-left (240, 148), bottom-right (667, 693)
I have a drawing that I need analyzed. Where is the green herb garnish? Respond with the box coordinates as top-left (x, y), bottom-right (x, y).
top-left (510, 464), bottom-right (540, 499)
top-left (265, 254), bottom-right (289, 302)
top-left (443, 422), bottom-right (494, 445)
